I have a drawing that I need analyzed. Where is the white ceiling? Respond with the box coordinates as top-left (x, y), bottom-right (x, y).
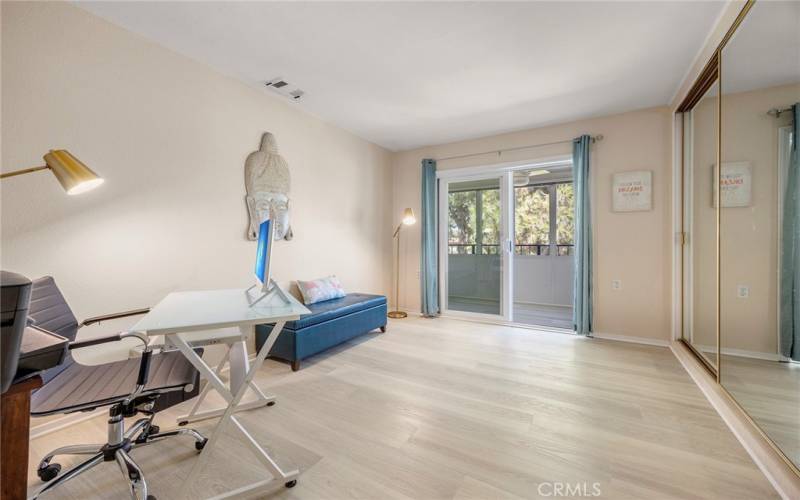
top-left (76, 1), bottom-right (726, 151)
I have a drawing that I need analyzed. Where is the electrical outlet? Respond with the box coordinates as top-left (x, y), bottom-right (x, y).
top-left (611, 280), bottom-right (622, 291)
top-left (737, 285), bottom-right (749, 299)
top-left (416, 270), bottom-right (421, 279)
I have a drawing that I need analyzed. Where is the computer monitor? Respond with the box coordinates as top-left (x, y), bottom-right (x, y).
top-left (254, 219), bottom-right (272, 288)
top-left (247, 219), bottom-right (290, 306)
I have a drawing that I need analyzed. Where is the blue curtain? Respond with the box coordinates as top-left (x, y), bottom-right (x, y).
top-left (420, 159), bottom-right (439, 317)
top-left (780, 104), bottom-right (799, 359)
top-left (573, 136), bottom-right (592, 336)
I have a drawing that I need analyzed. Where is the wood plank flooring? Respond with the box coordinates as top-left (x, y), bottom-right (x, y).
top-left (27, 317), bottom-right (777, 499)
top-left (722, 354), bottom-right (800, 467)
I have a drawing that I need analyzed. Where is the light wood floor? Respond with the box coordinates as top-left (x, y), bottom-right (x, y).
top-left (722, 354), bottom-right (800, 467)
top-left (27, 317), bottom-right (777, 499)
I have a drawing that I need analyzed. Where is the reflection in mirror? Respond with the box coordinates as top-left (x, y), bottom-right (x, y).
top-left (720, 0), bottom-right (800, 467)
top-left (682, 79), bottom-right (719, 369)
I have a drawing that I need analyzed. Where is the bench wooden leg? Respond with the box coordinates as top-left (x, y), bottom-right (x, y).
top-left (380, 326), bottom-right (387, 333)
top-left (291, 360), bottom-right (300, 372)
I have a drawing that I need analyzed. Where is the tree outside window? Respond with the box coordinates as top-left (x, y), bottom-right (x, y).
top-left (448, 181), bottom-right (574, 256)
top-left (515, 186), bottom-right (550, 255)
top-left (480, 189), bottom-right (500, 255)
top-left (556, 183), bottom-right (575, 256)
top-left (448, 191), bottom-right (476, 254)
top-left (514, 181), bottom-right (574, 256)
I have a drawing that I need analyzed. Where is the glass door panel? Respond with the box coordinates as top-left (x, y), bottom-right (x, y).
top-left (512, 168), bottom-right (574, 329)
top-left (445, 177), bottom-right (503, 316)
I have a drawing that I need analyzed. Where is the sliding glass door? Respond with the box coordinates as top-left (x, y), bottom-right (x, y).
top-left (438, 160), bottom-right (575, 328)
top-left (512, 169), bottom-right (575, 328)
top-left (442, 175), bottom-right (507, 318)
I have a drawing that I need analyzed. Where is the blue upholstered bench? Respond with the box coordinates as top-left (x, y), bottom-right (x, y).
top-left (255, 293), bottom-right (387, 371)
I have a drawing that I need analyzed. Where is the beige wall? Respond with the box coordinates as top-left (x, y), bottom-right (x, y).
top-left (1, 2), bottom-right (393, 326)
top-left (392, 107), bottom-right (674, 341)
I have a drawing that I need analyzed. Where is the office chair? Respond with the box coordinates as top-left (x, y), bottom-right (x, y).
top-left (27, 277), bottom-right (207, 500)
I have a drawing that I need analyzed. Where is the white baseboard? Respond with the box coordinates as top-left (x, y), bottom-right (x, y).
top-left (30, 409), bottom-right (105, 440)
top-left (590, 331), bottom-right (670, 348)
top-left (671, 341), bottom-right (800, 500)
top-left (693, 344), bottom-right (781, 361)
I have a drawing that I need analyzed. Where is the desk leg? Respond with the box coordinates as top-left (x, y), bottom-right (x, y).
top-left (228, 335), bottom-right (250, 394)
top-left (178, 321), bottom-right (296, 500)
top-left (1, 376), bottom-right (42, 500)
top-left (175, 334), bottom-right (275, 426)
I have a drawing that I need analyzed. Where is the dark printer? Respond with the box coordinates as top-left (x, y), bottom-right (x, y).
top-left (1, 271), bottom-right (67, 393)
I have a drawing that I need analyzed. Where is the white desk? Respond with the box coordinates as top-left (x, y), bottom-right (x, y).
top-left (133, 288), bottom-right (310, 499)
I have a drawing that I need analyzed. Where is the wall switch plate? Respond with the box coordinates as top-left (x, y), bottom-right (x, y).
top-left (611, 280), bottom-right (622, 291)
top-left (737, 285), bottom-right (749, 299)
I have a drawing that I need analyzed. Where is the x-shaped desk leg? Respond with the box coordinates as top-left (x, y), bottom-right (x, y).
top-left (170, 321), bottom-right (298, 499)
top-left (176, 343), bottom-right (275, 425)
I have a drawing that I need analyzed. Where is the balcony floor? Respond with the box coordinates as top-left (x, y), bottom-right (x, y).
top-left (447, 298), bottom-right (573, 330)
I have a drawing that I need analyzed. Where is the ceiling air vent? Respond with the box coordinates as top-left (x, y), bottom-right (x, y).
top-left (265, 77), bottom-right (304, 100)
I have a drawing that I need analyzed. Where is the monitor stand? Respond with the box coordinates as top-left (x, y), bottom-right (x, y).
top-left (246, 279), bottom-right (291, 307)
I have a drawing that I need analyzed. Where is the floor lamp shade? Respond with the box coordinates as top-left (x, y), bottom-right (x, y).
top-left (44, 150), bottom-right (104, 195)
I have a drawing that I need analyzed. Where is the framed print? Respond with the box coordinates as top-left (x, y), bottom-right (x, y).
top-left (715, 162), bottom-right (752, 208)
top-left (612, 170), bottom-right (652, 212)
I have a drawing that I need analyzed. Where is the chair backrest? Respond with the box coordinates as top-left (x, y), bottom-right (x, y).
top-left (28, 276), bottom-right (78, 382)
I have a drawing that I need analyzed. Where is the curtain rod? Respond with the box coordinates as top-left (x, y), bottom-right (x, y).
top-left (767, 107), bottom-right (793, 118)
top-left (434, 134), bottom-right (603, 162)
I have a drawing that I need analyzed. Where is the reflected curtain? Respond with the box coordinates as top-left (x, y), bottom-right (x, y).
top-left (573, 136), bottom-right (592, 336)
top-left (421, 159), bottom-right (439, 317)
top-left (780, 104), bottom-right (799, 360)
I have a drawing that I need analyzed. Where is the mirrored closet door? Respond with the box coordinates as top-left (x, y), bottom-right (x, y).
top-left (680, 0), bottom-right (800, 477)
top-left (719, 0), bottom-right (800, 470)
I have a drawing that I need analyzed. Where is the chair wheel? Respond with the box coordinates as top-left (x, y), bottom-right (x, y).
top-left (147, 496), bottom-right (157, 500)
top-left (148, 424), bottom-right (160, 435)
top-left (37, 463), bottom-right (61, 482)
top-left (285, 480), bottom-right (297, 488)
top-left (195, 438), bottom-right (208, 451)
top-left (178, 420), bottom-right (188, 426)
top-left (267, 401), bottom-right (276, 406)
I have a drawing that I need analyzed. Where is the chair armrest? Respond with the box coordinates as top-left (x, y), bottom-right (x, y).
top-left (69, 333), bottom-right (124, 350)
top-left (70, 331), bottom-right (149, 351)
top-left (80, 308), bottom-right (150, 328)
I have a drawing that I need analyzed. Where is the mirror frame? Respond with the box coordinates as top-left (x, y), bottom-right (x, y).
top-left (677, 62), bottom-right (721, 376)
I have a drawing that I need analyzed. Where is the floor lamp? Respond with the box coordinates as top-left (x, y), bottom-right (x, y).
top-left (388, 208), bottom-right (416, 319)
top-left (0, 150), bottom-right (103, 195)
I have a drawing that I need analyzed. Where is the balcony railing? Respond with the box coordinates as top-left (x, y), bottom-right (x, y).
top-left (448, 243), bottom-right (574, 256)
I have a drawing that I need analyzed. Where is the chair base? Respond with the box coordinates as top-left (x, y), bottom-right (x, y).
top-left (29, 415), bottom-right (206, 500)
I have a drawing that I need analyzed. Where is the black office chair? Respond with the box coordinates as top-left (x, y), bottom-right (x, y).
top-left (27, 277), bottom-right (207, 500)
